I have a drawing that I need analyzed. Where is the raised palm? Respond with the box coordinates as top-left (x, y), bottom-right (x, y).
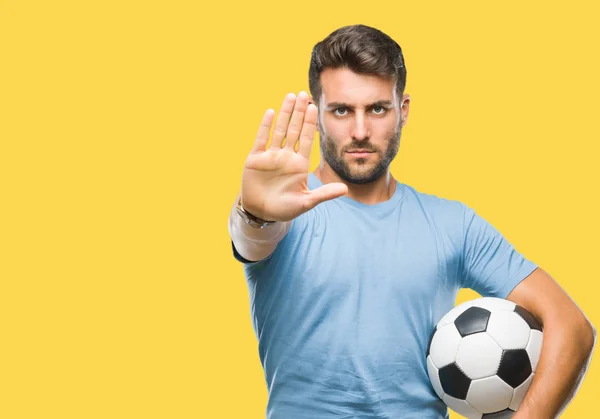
top-left (241, 92), bottom-right (347, 222)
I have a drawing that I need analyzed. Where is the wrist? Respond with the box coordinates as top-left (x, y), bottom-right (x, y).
top-left (513, 403), bottom-right (553, 419)
top-left (236, 197), bottom-right (277, 228)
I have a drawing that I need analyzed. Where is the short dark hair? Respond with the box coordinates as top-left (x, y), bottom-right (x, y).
top-left (308, 25), bottom-right (407, 103)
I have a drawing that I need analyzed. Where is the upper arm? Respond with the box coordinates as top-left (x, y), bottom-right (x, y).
top-left (507, 267), bottom-right (594, 344)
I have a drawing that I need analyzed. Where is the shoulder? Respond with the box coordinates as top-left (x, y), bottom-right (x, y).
top-left (401, 183), bottom-right (469, 222)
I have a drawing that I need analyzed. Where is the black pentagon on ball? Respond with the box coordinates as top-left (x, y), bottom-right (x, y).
top-left (426, 326), bottom-right (437, 356)
top-left (454, 306), bottom-right (491, 337)
top-left (497, 349), bottom-right (532, 388)
top-left (514, 305), bottom-right (543, 331)
top-left (482, 408), bottom-right (516, 418)
top-left (439, 362), bottom-right (471, 400)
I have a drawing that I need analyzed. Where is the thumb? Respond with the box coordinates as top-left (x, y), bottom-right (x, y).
top-left (304, 182), bottom-right (348, 210)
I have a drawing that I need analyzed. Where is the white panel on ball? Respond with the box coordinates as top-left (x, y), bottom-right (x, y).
top-left (471, 297), bottom-right (516, 313)
top-left (436, 299), bottom-right (475, 328)
top-left (509, 373), bottom-right (535, 411)
top-left (442, 394), bottom-right (482, 419)
top-left (456, 333), bottom-right (503, 379)
top-left (467, 375), bottom-right (514, 414)
top-left (430, 323), bottom-right (462, 368)
top-left (426, 355), bottom-right (445, 400)
top-left (526, 330), bottom-right (544, 372)
top-left (486, 311), bottom-right (531, 349)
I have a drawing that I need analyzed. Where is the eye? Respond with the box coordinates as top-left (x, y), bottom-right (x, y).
top-left (371, 106), bottom-right (386, 115)
top-left (333, 107), bottom-right (348, 116)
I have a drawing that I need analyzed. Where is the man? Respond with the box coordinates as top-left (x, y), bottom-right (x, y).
top-left (228, 25), bottom-right (595, 418)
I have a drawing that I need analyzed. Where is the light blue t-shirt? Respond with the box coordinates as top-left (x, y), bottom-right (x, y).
top-left (232, 173), bottom-right (537, 419)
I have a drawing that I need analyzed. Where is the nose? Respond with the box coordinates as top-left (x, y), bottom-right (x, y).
top-left (351, 112), bottom-right (370, 142)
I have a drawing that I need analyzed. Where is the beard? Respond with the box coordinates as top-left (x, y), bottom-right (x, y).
top-left (319, 127), bottom-right (401, 185)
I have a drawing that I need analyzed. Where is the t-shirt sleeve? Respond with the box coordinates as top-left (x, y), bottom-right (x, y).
top-left (460, 205), bottom-right (538, 298)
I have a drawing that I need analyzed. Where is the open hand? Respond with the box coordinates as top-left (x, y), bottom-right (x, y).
top-left (241, 91), bottom-right (348, 222)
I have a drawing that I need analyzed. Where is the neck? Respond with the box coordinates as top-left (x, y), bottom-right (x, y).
top-left (313, 163), bottom-right (396, 205)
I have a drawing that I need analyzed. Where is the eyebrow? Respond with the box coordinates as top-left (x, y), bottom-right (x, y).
top-left (325, 100), bottom-right (394, 110)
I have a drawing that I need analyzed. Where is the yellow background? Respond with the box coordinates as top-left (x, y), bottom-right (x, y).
top-left (1, 1), bottom-right (598, 418)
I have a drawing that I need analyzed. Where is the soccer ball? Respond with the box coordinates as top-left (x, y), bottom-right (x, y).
top-left (426, 297), bottom-right (543, 418)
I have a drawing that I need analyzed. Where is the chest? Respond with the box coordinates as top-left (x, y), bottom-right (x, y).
top-left (297, 214), bottom-right (457, 304)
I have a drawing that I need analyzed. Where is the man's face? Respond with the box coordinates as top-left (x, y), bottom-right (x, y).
top-left (318, 67), bottom-right (410, 184)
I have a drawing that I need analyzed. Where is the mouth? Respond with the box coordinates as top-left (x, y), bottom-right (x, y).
top-left (346, 149), bottom-right (375, 157)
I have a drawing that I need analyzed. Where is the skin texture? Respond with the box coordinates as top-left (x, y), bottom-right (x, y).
top-left (314, 67), bottom-right (410, 205)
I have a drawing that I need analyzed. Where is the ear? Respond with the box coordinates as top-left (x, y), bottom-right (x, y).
top-left (400, 94), bottom-right (411, 127)
top-left (309, 95), bottom-right (321, 131)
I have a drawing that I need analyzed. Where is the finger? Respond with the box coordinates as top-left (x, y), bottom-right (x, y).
top-left (284, 91), bottom-right (310, 149)
top-left (297, 103), bottom-right (318, 158)
top-left (250, 109), bottom-right (275, 154)
top-left (270, 93), bottom-right (296, 149)
top-left (304, 183), bottom-right (348, 210)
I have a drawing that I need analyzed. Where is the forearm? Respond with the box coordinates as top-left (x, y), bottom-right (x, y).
top-left (514, 319), bottom-right (596, 418)
top-left (228, 196), bottom-right (291, 262)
